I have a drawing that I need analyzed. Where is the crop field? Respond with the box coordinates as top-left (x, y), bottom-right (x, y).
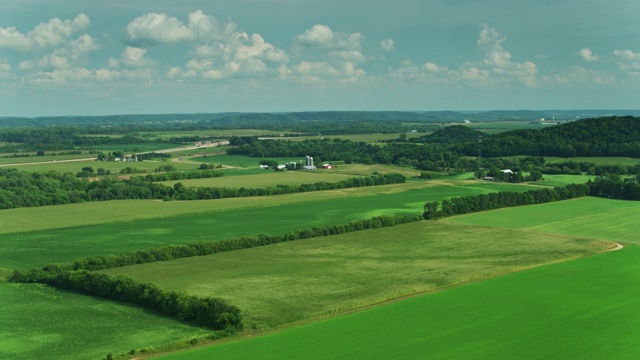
top-left (0, 153), bottom-right (94, 165)
top-left (190, 154), bottom-right (304, 167)
top-left (158, 171), bottom-right (357, 188)
top-left (535, 174), bottom-right (594, 186)
top-left (0, 283), bottom-right (209, 360)
top-left (138, 129), bottom-right (284, 139)
top-left (104, 221), bottom-right (610, 329)
top-left (264, 133), bottom-right (423, 143)
top-left (7, 158), bottom-right (199, 173)
top-left (444, 196), bottom-right (640, 245)
top-left (89, 142), bottom-right (178, 152)
top-left (544, 156), bottom-right (640, 165)
top-left (159, 246), bottom-right (639, 360)
top-left (0, 181), bottom-right (535, 272)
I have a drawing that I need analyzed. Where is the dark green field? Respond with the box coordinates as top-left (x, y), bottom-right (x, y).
top-left (0, 283), bottom-right (209, 360)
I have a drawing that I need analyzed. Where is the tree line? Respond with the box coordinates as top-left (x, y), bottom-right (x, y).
top-left (587, 174), bottom-right (640, 200)
top-left (423, 183), bottom-right (591, 219)
top-left (0, 168), bottom-right (405, 209)
top-left (10, 270), bottom-right (242, 332)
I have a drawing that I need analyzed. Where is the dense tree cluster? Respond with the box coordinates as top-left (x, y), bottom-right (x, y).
top-left (138, 170), bottom-right (223, 182)
top-left (587, 175), bottom-right (640, 200)
top-left (0, 168), bottom-right (405, 209)
top-left (456, 116), bottom-right (640, 158)
top-left (10, 270), bottom-right (242, 332)
top-left (410, 125), bottom-right (485, 144)
top-left (423, 184), bottom-right (590, 219)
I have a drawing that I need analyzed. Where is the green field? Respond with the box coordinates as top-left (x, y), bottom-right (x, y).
top-left (159, 171), bottom-right (357, 188)
top-left (138, 129), bottom-right (284, 139)
top-left (158, 246), bottom-right (639, 360)
top-left (535, 174), bottom-right (594, 186)
top-left (5, 158), bottom-right (199, 173)
top-left (89, 142), bottom-right (178, 152)
top-left (544, 156), bottom-right (640, 165)
top-left (104, 221), bottom-right (610, 329)
top-left (444, 196), bottom-right (640, 245)
top-left (0, 153), bottom-right (94, 165)
top-left (1, 283), bottom-right (208, 360)
top-left (0, 181), bottom-right (535, 272)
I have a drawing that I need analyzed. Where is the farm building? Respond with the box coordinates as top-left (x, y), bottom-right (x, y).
top-left (303, 156), bottom-right (317, 170)
top-left (500, 169), bottom-right (513, 174)
top-left (322, 164), bottom-right (334, 169)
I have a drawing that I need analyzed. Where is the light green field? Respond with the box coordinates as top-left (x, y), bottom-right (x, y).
top-left (5, 158), bottom-right (199, 173)
top-left (138, 129), bottom-right (284, 139)
top-left (158, 246), bottom-right (640, 360)
top-left (444, 196), bottom-right (640, 245)
top-left (544, 156), bottom-right (640, 165)
top-left (0, 181), bottom-right (535, 272)
top-left (267, 133), bottom-right (423, 143)
top-left (535, 174), bottom-right (594, 186)
top-left (0, 153), bottom-right (94, 165)
top-left (159, 171), bottom-right (357, 188)
top-left (103, 221), bottom-right (610, 329)
top-left (89, 142), bottom-right (178, 152)
top-left (190, 154), bottom-right (304, 167)
top-left (1, 283), bottom-right (208, 360)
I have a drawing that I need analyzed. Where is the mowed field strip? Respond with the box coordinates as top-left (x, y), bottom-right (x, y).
top-left (103, 221), bottom-right (611, 329)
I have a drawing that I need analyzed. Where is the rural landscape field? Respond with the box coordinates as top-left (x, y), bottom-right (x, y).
top-left (2, 1), bottom-right (639, 359)
top-left (1, 110), bottom-right (639, 360)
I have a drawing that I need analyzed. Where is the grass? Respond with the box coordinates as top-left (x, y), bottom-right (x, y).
top-left (0, 283), bottom-right (209, 360)
top-left (0, 181), bottom-right (535, 272)
top-left (137, 129), bottom-right (284, 139)
top-left (190, 154), bottom-right (304, 167)
top-left (535, 174), bottom-right (594, 186)
top-left (0, 153), bottom-right (94, 165)
top-left (157, 246), bottom-right (640, 360)
top-left (89, 142), bottom-right (178, 152)
top-left (103, 221), bottom-right (610, 329)
top-left (159, 171), bottom-right (357, 188)
top-left (544, 156), bottom-right (640, 165)
top-left (5, 158), bottom-right (200, 173)
top-left (444, 196), bottom-right (640, 245)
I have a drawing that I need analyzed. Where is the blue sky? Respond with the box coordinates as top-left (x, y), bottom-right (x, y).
top-left (0, 0), bottom-right (638, 116)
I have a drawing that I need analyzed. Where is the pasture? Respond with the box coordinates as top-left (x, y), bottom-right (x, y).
top-left (535, 174), bottom-right (593, 186)
top-left (138, 129), bottom-right (285, 139)
top-left (89, 142), bottom-right (178, 153)
top-left (0, 153), bottom-right (94, 166)
top-left (0, 181), bottom-right (536, 272)
top-left (158, 246), bottom-right (640, 360)
top-left (0, 283), bottom-right (208, 360)
top-left (104, 221), bottom-right (610, 329)
top-left (544, 156), bottom-right (640, 166)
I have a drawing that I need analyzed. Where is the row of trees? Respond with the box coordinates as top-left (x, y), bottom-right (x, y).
top-left (423, 184), bottom-right (591, 219)
top-left (10, 270), bottom-right (242, 332)
top-left (0, 168), bottom-right (405, 209)
top-left (41, 214), bottom-right (423, 272)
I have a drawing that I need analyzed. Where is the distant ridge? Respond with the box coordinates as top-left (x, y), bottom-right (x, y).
top-left (1, 110), bottom-right (639, 127)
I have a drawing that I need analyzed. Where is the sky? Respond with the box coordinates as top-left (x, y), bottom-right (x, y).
top-left (0, 0), bottom-right (638, 116)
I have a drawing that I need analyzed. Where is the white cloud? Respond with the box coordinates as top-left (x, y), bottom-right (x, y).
top-left (476, 25), bottom-right (537, 86)
top-left (0, 14), bottom-right (90, 52)
top-left (578, 47), bottom-right (599, 62)
top-left (613, 49), bottom-right (640, 74)
top-left (126, 12), bottom-right (194, 46)
top-left (380, 39), bottom-right (394, 52)
top-left (423, 62), bottom-right (440, 72)
top-left (296, 25), bottom-right (335, 47)
top-left (110, 47), bottom-right (155, 68)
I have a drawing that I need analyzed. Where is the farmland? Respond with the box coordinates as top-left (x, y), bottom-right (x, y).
top-left (1, 114), bottom-right (639, 360)
top-left (0, 181), bottom-right (535, 272)
top-left (157, 246), bottom-right (640, 360)
top-left (0, 283), bottom-right (209, 360)
top-left (102, 221), bottom-right (611, 329)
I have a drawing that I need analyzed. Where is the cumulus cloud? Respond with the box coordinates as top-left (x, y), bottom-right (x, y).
top-left (578, 47), bottom-right (599, 62)
top-left (296, 24), bottom-right (363, 52)
top-left (0, 14), bottom-right (90, 52)
top-left (380, 39), bottom-right (394, 52)
top-left (476, 25), bottom-right (537, 86)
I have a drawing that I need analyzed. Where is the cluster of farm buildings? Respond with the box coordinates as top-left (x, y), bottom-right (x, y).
top-left (260, 156), bottom-right (334, 170)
